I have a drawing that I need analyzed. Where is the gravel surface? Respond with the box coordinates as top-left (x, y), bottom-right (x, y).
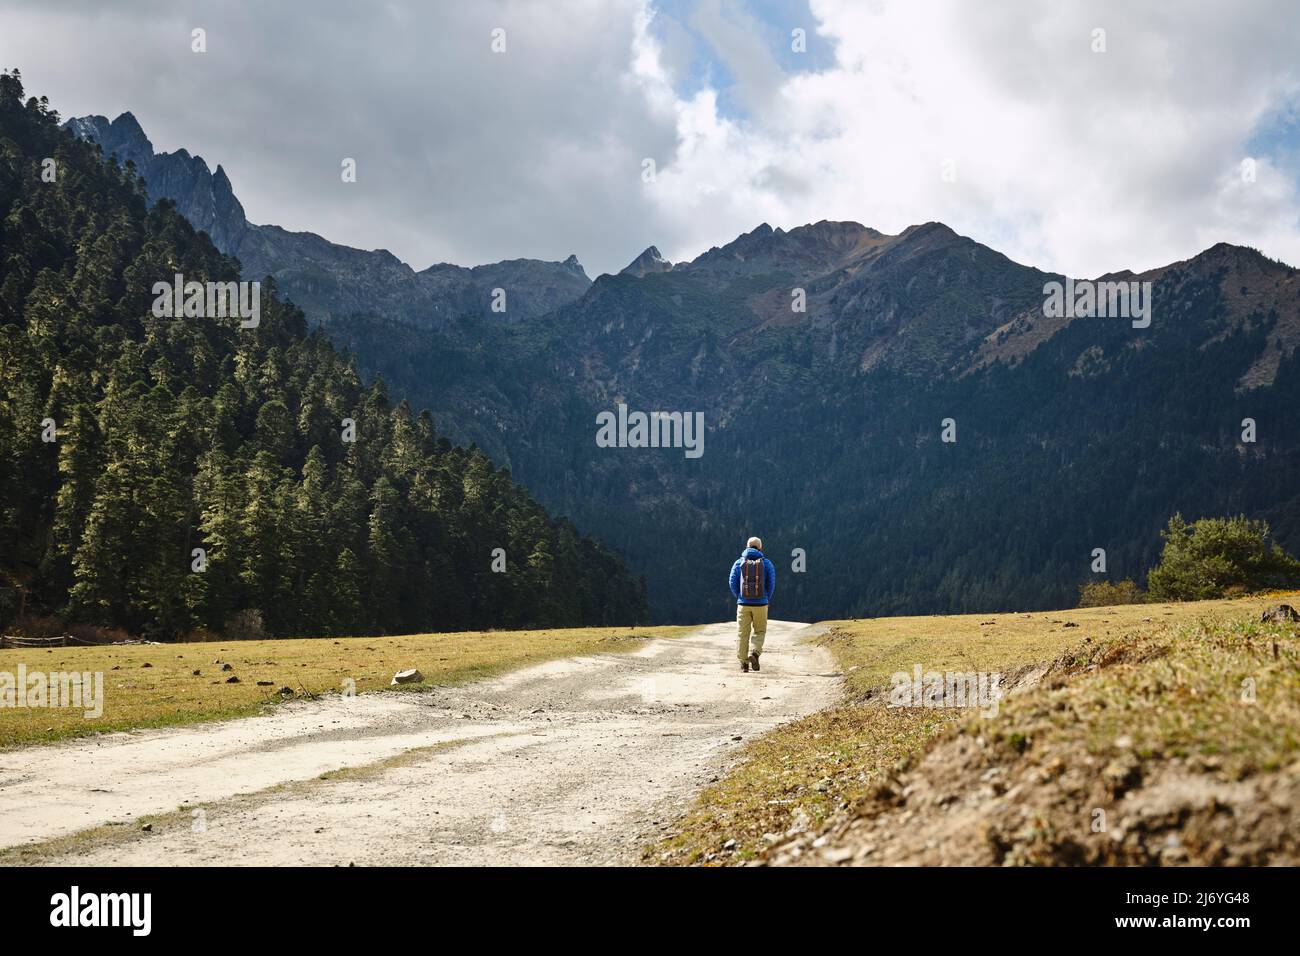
top-left (0, 621), bottom-right (838, 866)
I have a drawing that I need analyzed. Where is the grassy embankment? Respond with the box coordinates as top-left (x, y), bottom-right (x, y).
top-left (0, 625), bottom-right (690, 748)
top-left (653, 593), bottom-right (1300, 865)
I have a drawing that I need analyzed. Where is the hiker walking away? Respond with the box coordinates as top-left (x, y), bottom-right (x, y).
top-left (729, 536), bottom-right (775, 672)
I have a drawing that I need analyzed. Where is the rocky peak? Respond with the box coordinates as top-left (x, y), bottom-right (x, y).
top-left (620, 245), bottom-right (674, 277)
top-left (66, 112), bottom-right (153, 164)
top-left (686, 220), bottom-right (890, 279)
top-left (65, 111), bottom-right (247, 252)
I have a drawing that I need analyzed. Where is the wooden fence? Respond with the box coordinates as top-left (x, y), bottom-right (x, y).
top-left (0, 634), bottom-right (68, 649)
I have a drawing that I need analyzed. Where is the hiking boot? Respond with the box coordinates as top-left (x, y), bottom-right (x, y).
top-left (749, 652), bottom-right (760, 672)
top-left (740, 659), bottom-right (750, 673)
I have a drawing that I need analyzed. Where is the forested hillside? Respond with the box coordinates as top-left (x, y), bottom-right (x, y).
top-left (0, 72), bottom-right (647, 638)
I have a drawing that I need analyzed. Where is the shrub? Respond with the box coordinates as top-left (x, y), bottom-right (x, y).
top-left (1078, 579), bottom-right (1146, 607)
top-left (224, 609), bottom-right (267, 641)
top-left (1146, 514), bottom-right (1300, 601)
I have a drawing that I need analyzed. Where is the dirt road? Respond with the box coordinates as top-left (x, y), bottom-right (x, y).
top-left (0, 621), bottom-right (837, 865)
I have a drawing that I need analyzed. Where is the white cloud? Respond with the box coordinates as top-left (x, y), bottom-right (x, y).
top-left (639, 0), bottom-right (1300, 274)
top-left (2, 0), bottom-right (1298, 276)
top-left (0, 0), bottom-right (679, 275)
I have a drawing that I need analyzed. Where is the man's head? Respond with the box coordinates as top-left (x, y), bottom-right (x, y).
top-left (746, 536), bottom-right (763, 551)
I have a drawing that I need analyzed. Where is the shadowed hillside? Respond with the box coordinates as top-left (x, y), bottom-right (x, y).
top-left (1, 75), bottom-right (647, 638)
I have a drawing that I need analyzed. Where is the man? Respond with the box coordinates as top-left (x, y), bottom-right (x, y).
top-left (729, 536), bottom-right (776, 672)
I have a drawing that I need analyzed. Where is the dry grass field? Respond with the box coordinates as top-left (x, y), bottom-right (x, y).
top-left (0, 625), bottom-right (690, 748)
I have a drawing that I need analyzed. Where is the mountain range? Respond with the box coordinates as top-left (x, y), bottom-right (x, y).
top-left (64, 112), bottom-right (593, 326)
top-left (67, 110), bottom-right (1300, 623)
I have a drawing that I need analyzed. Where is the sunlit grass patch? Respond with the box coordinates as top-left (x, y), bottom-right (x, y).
top-left (653, 591), bottom-right (1299, 866)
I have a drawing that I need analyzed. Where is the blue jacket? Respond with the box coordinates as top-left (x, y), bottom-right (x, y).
top-left (730, 548), bottom-right (776, 606)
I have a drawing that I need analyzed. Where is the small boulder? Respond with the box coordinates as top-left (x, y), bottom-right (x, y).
top-left (391, 669), bottom-right (423, 685)
top-left (220, 662), bottom-right (234, 672)
top-left (225, 675), bottom-right (240, 684)
top-left (256, 680), bottom-right (274, 686)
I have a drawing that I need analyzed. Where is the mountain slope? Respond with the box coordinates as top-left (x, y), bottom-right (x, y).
top-left (1, 75), bottom-right (646, 637)
top-left (481, 222), bottom-right (1300, 622)
top-left (347, 215), bottom-right (1300, 623)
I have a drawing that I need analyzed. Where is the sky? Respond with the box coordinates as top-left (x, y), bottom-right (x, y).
top-left (2, 0), bottom-right (1299, 278)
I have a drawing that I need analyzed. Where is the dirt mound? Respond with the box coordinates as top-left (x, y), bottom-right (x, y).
top-left (767, 617), bottom-right (1300, 866)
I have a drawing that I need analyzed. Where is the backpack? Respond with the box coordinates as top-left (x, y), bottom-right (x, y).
top-left (740, 557), bottom-right (764, 600)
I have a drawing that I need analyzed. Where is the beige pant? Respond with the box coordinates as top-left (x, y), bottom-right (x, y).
top-left (737, 604), bottom-right (768, 660)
